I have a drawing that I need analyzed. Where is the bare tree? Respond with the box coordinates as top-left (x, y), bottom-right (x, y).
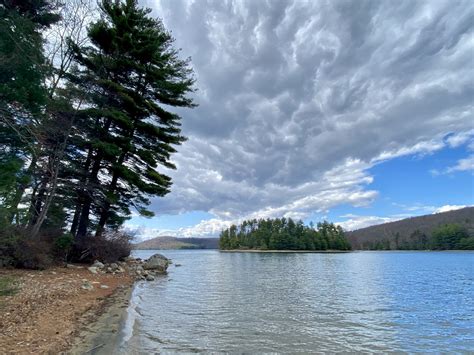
top-left (45, 0), bottom-right (97, 97)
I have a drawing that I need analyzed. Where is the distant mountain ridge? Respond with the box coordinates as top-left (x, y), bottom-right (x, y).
top-left (134, 236), bottom-right (219, 250)
top-left (347, 207), bottom-right (474, 249)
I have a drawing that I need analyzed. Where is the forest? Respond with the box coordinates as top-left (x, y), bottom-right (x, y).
top-left (0, 0), bottom-right (195, 267)
top-left (219, 218), bottom-right (351, 251)
top-left (347, 207), bottom-right (474, 250)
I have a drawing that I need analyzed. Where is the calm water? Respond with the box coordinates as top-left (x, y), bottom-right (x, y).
top-left (119, 250), bottom-right (474, 353)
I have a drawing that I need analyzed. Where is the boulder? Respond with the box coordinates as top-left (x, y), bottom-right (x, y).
top-left (110, 263), bottom-right (119, 271)
top-left (146, 275), bottom-right (155, 281)
top-left (87, 266), bottom-right (98, 274)
top-left (143, 253), bottom-right (170, 273)
top-left (92, 260), bottom-right (104, 268)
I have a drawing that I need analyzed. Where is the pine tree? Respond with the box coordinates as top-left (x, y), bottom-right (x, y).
top-left (0, 0), bottom-right (60, 227)
top-left (68, 0), bottom-right (195, 238)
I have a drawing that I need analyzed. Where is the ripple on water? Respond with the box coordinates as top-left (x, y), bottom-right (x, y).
top-left (121, 250), bottom-right (474, 353)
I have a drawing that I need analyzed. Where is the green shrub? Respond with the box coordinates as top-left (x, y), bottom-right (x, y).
top-left (53, 233), bottom-right (74, 262)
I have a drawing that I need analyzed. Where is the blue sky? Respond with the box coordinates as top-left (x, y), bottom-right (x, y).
top-left (128, 0), bottom-right (474, 239)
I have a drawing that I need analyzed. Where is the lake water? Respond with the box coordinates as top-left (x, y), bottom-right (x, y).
top-left (119, 250), bottom-right (474, 353)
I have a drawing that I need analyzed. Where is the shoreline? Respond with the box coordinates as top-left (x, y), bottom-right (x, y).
top-left (220, 249), bottom-right (352, 253)
top-left (0, 264), bottom-right (136, 354)
top-left (68, 283), bottom-right (134, 354)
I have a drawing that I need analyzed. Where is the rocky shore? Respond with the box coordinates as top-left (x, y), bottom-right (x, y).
top-left (0, 254), bottom-right (170, 354)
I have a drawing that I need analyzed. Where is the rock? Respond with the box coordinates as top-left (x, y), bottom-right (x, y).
top-left (116, 266), bottom-right (125, 273)
top-left (110, 263), bottom-right (119, 270)
top-left (106, 267), bottom-right (113, 273)
top-left (143, 253), bottom-right (170, 273)
top-left (66, 264), bottom-right (75, 268)
top-left (146, 275), bottom-right (155, 281)
top-left (123, 256), bottom-right (135, 262)
top-left (100, 285), bottom-right (110, 289)
top-left (175, 264), bottom-right (182, 267)
top-left (81, 281), bottom-right (93, 290)
top-left (87, 266), bottom-right (98, 274)
top-left (92, 260), bottom-right (105, 268)
top-left (136, 265), bottom-right (144, 272)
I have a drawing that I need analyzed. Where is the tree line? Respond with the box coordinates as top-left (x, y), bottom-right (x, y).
top-left (358, 223), bottom-right (474, 250)
top-left (0, 0), bottom-right (195, 266)
top-left (219, 218), bottom-right (351, 251)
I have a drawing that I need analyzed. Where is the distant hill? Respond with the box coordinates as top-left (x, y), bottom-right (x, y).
top-left (347, 207), bottom-right (474, 250)
top-left (134, 236), bottom-right (219, 250)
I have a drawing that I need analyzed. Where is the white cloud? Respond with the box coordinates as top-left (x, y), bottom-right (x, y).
top-left (432, 154), bottom-right (474, 176)
top-left (433, 205), bottom-right (469, 214)
top-left (133, 0), bottom-right (474, 235)
top-left (445, 130), bottom-right (474, 148)
top-left (445, 155), bottom-right (474, 174)
top-left (337, 215), bottom-right (402, 231)
top-left (336, 204), bottom-right (472, 232)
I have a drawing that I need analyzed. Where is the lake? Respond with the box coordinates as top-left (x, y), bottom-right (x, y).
top-left (118, 250), bottom-right (474, 353)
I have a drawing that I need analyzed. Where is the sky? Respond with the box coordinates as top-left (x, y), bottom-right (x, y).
top-left (127, 0), bottom-right (474, 240)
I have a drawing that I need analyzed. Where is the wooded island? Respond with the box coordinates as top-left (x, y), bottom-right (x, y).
top-left (219, 218), bottom-right (351, 251)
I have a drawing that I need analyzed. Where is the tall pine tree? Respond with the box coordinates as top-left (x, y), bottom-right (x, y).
top-left (0, 0), bottom-right (60, 227)
top-left (68, 0), bottom-right (195, 238)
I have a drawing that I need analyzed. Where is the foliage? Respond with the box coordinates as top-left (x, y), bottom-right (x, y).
top-left (355, 222), bottom-right (473, 251)
top-left (70, 230), bottom-right (133, 263)
top-left (67, 0), bottom-right (195, 238)
top-left (13, 237), bottom-right (53, 269)
top-left (219, 218), bottom-right (351, 251)
top-left (0, 0), bottom-right (195, 268)
top-left (348, 208), bottom-right (474, 250)
top-left (53, 233), bottom-right (74, 261)
top-left (431, 223), bottom-right (470, 250)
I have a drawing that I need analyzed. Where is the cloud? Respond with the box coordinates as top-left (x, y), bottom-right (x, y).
top-left (446, 155), bottom-right (474, 174)
top-left (337, 215), bottom-right (402, 231)
top-left (335, 204), bottom-right (471, 232)
top-left (432, 154), bottom-right (474, 175)
top-left (445, 130), bottom-right (474, 148)
top-left (135, 0), bottom-right (474, 234)
top-left (433, 204), bottom-right (469, 214)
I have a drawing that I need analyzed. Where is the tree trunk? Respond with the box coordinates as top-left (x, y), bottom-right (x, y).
top-left (30, 158), bottom-right (60, 238)
top-left (8, 155), bottom-right (37, 225)
top-left (95, 150), bottom-right (127, 237)
top-left (70, 147), bottom-right (93, 235)
top-left (75, 151), bottom-right (102, 238)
